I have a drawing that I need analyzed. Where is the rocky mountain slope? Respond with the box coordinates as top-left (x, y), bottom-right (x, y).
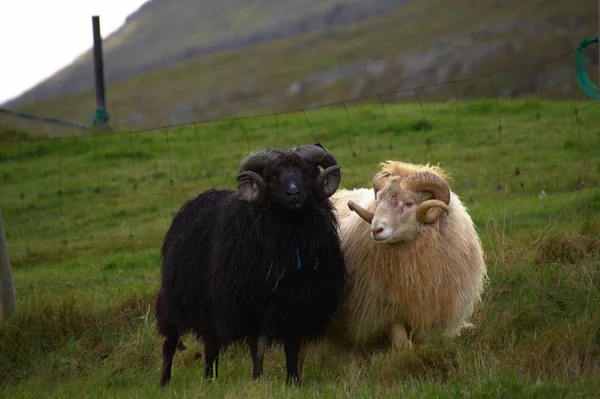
top-left (2, 0), bottom-right (596, 133)
top-left (3, 0), bottom-right (412, 107)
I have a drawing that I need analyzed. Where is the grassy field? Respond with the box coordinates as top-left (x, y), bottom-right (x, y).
top-left (0, 98), bottom-right (599, 397)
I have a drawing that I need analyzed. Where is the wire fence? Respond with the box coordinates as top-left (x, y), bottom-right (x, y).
top-left (1, 50), bottom-right (599, 293)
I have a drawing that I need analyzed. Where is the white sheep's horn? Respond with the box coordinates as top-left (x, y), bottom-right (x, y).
top-left (348, 200), bottom-right (374, 223)
top-left (415, 199), bottom-right (449, 224)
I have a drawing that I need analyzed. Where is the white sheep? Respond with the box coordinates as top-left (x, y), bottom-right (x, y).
top-left (322, 160), bottom-right (488, 351)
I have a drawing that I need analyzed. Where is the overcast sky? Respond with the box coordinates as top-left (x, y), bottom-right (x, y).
top-left (0, 0), bottom-right (149, 105)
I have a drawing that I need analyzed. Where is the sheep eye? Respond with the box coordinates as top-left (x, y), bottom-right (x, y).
top-left (405, 201), bottom-right (413, 207)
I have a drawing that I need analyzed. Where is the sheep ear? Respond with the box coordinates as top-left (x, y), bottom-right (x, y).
top-left (236, 171), bottom-right (267, 205)
top-left (348, 200), bottom-right (374, 223)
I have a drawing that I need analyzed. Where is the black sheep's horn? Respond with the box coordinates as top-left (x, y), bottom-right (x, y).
top-left (236, 149), bottom-right (278, 205)
top-left (294, 143), bottom-right (341, 200)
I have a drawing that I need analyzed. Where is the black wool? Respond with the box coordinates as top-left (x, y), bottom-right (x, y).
top-left (155, 144), bottom-right (347, 386)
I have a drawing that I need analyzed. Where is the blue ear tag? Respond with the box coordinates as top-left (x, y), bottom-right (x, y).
top-left (296, 248), bottom-right (302, 271)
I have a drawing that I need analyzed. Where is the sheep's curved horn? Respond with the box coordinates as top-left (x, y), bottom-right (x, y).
top-left (415, 199), bottom-right (450, 223)
top-left (315, 165), bottom-right (342, 199)
top-left (236, 149), bottom-right (278, 205)
top-left (236, 171), bottom-right (267, 205)
top-left (401, 171), bottom-right (451, 224)
top-left (348, 200), bottom-right (374, 223)
top-left (295, 143), bottom-right (341, 199)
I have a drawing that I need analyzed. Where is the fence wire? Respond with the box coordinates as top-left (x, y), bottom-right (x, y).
top-left (0, 49), bottom-right (599, 295)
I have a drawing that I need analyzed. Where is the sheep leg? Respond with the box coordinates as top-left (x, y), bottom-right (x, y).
top-left (297, 342), bottom-right (308, 381)
top-left (203, 339), bottom-right (220, 380)
top-left (249, 335), bottom-right (268, 379)
top-left (388, 322), bottom-right (410, 349)
top-left (160, 330), bottom-right (179, 386)
top-left (283, 336), bottom-right (302, 385)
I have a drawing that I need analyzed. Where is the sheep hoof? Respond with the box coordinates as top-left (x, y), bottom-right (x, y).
top-left (286, 375), bottom-right (301, 386)
top-left (388, 323), bottom-right (411, 349)
top-left (392, 340), bottom-right (411, 350)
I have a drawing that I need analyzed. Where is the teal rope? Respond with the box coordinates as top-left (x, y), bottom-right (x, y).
top-left (84, 108), bottom-right (111, 130)
top-left (93, 107), bottom-right (110, 127)
top-left (576, 36), bottom-right (600, 98)
top-left (0, 106), bottom-right (110, 131)
top-left (0, 107), bottom-right (87, 130)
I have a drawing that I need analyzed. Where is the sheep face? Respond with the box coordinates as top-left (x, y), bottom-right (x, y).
top-left (262, 161), bottom-right (317, 210)
top-left (236, 143), bottom-right (342, 210)
top-left (347, 170), bottom-right (452, 244)
top-left (369, 179), bottom-right (431, 243)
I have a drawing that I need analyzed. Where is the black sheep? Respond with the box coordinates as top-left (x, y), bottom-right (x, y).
top-left (155, 143), bottom-right (347, 386)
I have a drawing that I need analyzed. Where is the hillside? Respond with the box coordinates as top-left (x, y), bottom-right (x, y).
top-left (3, 0), bottom-right (412, 108)
top-left (2, 0), bottom-right (597, 133)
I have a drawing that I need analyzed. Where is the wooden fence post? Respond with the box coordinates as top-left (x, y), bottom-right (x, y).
top-left (0, 206), bottom-right (16, 320)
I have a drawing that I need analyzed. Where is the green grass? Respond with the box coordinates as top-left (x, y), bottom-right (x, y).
top-left (1, 98), bottom-right (599, 397)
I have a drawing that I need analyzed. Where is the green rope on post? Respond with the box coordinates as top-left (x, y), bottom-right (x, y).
top-left (576, 36), bottom-right (600, 98)
top-left (85, 108), bottom-right (110, 131)
top-left (93, 107), bottom-right (110, 127)
top-left (0, 107), bottom-right (88, 130)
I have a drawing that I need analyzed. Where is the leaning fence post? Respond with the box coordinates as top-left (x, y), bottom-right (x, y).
top-left (0, 206), bottom-right (16, 320)
top-left (91, 15), bottom-right (109, 127)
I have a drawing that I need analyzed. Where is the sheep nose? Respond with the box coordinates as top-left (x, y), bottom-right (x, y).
top-left (371, 224), bottom-right (391, 242)
top-left (286, 185), bottom-right (300, 197)
top-left (371, 227), bottom-right (384, 237)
